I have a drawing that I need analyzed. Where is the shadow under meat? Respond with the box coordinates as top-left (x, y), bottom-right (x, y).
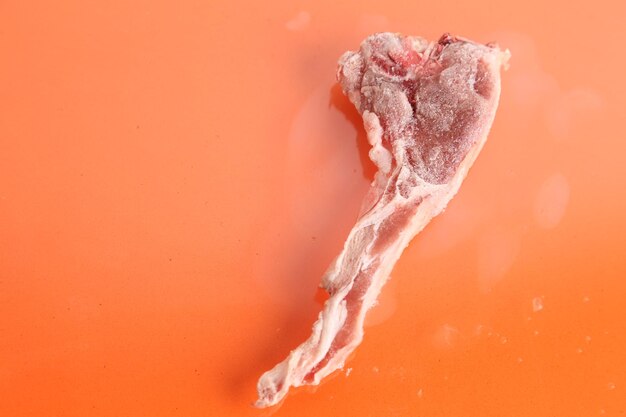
top-left (329, 83), bottom-right (377, 181)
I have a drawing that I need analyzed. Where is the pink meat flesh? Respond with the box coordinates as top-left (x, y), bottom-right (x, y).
top-left (256, 32), bottom-right (510, 408)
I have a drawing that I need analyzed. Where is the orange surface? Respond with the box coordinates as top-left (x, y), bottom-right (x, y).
top-left (1, 1), bottom-right (625, 416)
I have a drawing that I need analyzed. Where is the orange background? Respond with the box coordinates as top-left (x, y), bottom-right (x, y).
top-left (1, 1), bottom-right (625, 416)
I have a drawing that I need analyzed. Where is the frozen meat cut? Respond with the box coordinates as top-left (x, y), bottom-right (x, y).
top-left (256, 32), bottom-right (510, 408)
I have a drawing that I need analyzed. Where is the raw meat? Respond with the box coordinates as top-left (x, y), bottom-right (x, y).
top-left (256, 32), bottom-right (510, 408)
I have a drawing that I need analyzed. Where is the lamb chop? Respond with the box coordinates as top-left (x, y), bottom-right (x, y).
top-left (256, 32), bottom-right (510, 408)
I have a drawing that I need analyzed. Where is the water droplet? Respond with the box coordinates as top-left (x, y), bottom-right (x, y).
top-left (534, 173), bottom-right (570, 229)
top-left (544, 88), bottom-right (604, 139)
top-left (477, 229), bottom-right (521, 291)
top-left (285, 11), bottom-right (311, 31)
top-left (433, 324), bottom-right (460, 348)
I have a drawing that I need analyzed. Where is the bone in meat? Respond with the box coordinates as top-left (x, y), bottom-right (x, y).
top-left (256, 32), bottom-right (510, 408)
